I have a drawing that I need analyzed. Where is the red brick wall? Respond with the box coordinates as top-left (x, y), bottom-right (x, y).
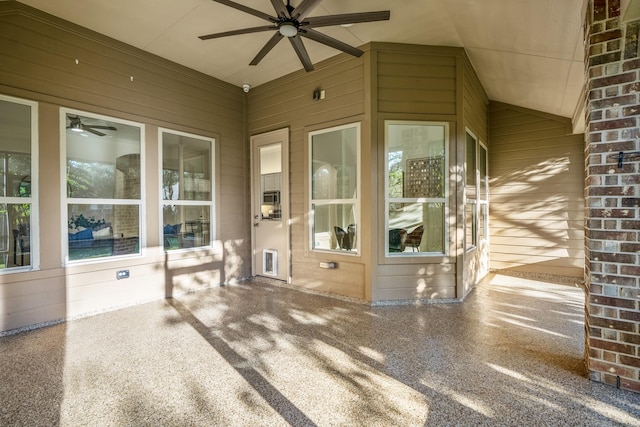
top-left (585, 0), bottom-right (640, 393)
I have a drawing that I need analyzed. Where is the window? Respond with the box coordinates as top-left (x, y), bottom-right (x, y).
top-left (465, 131), bottom-right (478, 250)
top-left (465, 132), bottom-right (489, 250)
top-left (385, 121), bottom-right (448, 255)
top-left (310, 123), bottom-right (360, 253)
top-left (0, 95), bottom-right (38, 271)
top-left (63, 111), bottom-right (143, 262)
top-left (161, 130), bottom-right (215, 250)
top-left (478, 143), bottom-right (488, 243)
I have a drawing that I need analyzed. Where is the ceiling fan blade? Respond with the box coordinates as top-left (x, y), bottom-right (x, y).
top-left (301, 29), bottom-right (363, 57)
top-left (250, 32), bottom-right (284, 65)
top-left (291, 0), bottom-right (322, 20)
top-left (211, 0), bottom-right (275, 22)
top-left (289, 36), bottom-right (314, 71)
top-left (87, 125), bottom-right (118, 131)
top-left (86, 128), bottom-right (106, 137)
top-left (304, 11), bottom-right (390, 28)
top-left (199, 25), bottom-right (276, 40)
top-left (270, 0), bottom-right (289, 18)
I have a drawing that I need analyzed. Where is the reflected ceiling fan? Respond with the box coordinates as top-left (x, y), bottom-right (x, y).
top-left (66, 115), bottom-right (117, 136)
top-left (199, 0), bottom-right (390, 71)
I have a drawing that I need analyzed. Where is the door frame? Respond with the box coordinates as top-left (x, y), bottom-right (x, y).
top-left (250, 128), bottom-right (290, 282)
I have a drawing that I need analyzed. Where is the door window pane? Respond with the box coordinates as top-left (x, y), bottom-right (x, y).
top-left (260, 144), bottom-right (281, 221)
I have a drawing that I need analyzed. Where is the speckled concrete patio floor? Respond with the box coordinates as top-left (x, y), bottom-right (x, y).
top-left (1, 273), bottom-right (639, 426)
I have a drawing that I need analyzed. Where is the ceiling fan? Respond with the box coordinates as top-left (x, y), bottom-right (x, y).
top-left (66, 115), bottom-right (117, 136)
top-left (199, 0), bottom-right (390, 71)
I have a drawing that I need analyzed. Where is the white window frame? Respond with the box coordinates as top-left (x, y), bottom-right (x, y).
top-left (384, 120), bottom-right (449, 257)
top-left (308, 122), bottom-right (361, 255)
top-left (0, 94), bottom-right (39, 273)
top-left (478, 141), bottom-right (489, 244)
top-left (465, 129), bottom-right (478, 252)
top-left (158, 128), bottom-right (216, 251)
top-left (60, 108), bottom-right (145, 265)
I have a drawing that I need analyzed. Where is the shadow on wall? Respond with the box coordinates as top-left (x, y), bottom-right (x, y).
top-left (162, 240), bottom-right (236, 299)
top-left (490, 154), bottom-right (584, 276)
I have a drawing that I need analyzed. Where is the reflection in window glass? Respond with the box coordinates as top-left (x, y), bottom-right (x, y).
top-left (65, 111), bottom-right (142, 261)
top-left (310, 123), bottom-right (359, 253)
top-left (479, 144), bottom-right (489, 243)
top-left (385, 121), bottom-right (448, 255)
top-left (67, 204), bottom-right (139, 261)
top-left (479, 203), bottom-right (488, 243)
top-left (162, 205), bottom-right (211, 250)
top-left (466, 132), bottom-right (477, 194)
top-left (161, 130), bottom-right (214, 250)
top-left (388, 202), bottom-right (443, 253)
top-left (465, 131), bottom-right (477, 250)
top-left (479, 144), bottom-right (488, 201)
top-left (260, 144), bottom-right (281, 221)
top-left (0, 96), bottom-right (36, 270)
top-left (466, 202), bottom-right (477, 249)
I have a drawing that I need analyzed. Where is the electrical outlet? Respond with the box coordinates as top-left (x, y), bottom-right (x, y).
top-left (116, 270), bottom-right (130, 280)
top-left (319, 261), bottom-right (337, 269)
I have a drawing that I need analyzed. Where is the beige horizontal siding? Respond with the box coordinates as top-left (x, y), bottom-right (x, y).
top-left (376, 261), bottom-right (457, 301)
top-left (489, 102), bottom-right (585, 277)
top-left (0, 3), bottom-right (246, 332)
top-left (248, 52), bottom-right (368, 299)
top-left (377, 49), bottom-right (457, 115)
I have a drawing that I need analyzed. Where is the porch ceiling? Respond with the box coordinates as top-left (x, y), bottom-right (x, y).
top-left (16, 0), bottom-right (587, 130)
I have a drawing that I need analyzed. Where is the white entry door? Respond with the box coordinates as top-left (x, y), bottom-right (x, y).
top-left (251, 128), bottom-right (289, 282)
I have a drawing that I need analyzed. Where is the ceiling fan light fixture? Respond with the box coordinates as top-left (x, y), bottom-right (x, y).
top-left (70, 122), bottom-right (83, 132)
top-left (278, 22), bottom-right (298, 37)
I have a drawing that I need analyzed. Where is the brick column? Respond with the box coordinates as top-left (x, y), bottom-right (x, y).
top-left (585, 0), bottom-right (640, 393)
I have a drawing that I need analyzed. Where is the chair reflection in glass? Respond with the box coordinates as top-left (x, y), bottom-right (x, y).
top-left (405, 225), bottom-right (424, 252)
top-left (334, 224), bottom-right (356, 250)
top-left (388, 228), bottom-right (407, 252)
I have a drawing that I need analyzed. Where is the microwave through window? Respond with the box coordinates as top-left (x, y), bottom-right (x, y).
top-left (263, 190), bottom-right (280, 204)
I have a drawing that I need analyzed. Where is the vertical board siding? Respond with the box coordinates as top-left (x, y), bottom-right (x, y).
top-left (0, 3), bottom-right (246, 333)
top-left (489, 102), bottom-right (585, 277)
top-left (248, 55), bottom-right (368, 300)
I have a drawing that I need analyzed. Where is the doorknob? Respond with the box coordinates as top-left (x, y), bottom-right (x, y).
top-left (254, 222), bottom-right (260, 227)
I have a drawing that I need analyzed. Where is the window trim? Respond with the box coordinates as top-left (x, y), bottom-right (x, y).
top-left (308, 122), bottom-right (361, 255)
top-left (60, 108), bottom-right (145, 265)
top-left (384, 120), bottom-right (450, 257)
top-left (478, 141), bottom-right (489, 245)
top-left (158, 128), bottom-right (216, 252)
top-left (0, 94), bottom-right (39, 273)
top-left (465, 130), bottom-right (489, 251)
top-left (465, 129), bottom-right (478, 252)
